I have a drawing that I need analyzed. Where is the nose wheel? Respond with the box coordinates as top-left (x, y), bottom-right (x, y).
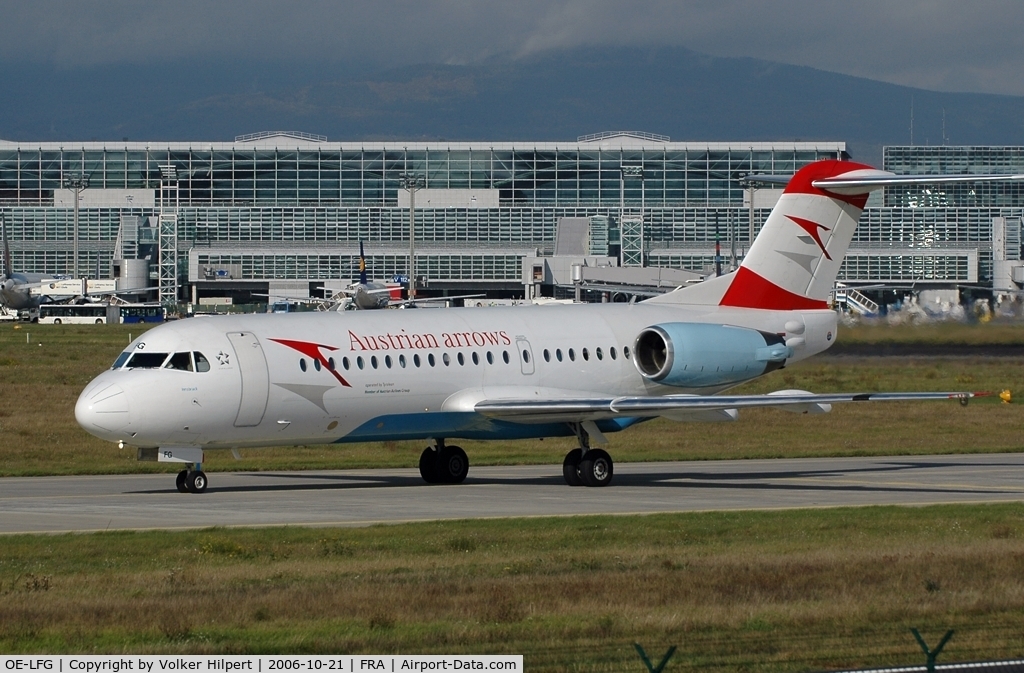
top-left (175, 466), bottom-right (208, 493)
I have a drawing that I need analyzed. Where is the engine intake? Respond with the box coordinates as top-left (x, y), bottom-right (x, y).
top-left (633, 322), bottom-right (792, 388)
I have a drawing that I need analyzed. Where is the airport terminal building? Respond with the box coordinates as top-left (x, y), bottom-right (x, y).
top-left (1, 131), bottom-right (1023, 306)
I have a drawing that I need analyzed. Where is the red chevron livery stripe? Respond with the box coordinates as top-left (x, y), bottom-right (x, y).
top-left (719, 266), bottom-right (830, 310)
top-left (786, 214), bottom-right (832, 260)
top-left (269, 338), bottom-right (352, 387)
top-left (783, 159), bottom-right (873, 209)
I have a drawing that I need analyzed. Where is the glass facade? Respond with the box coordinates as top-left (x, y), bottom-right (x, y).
top-left (3, 135), bottom-right (1021, 292)
top-left (0, 141), bottom-right (837, 207)
top-left (884, 146), bottom-right (1024, 208)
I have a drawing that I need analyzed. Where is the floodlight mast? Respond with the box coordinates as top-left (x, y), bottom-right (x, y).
top-left (398, 173), bottom-right (425, 301)
top-left (63, 174), bottom-right (89, 279)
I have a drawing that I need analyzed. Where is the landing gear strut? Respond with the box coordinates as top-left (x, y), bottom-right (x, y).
top-left (563, 422), bottom-right (613, 487)
top-left (419, 440), bottom-right (469, 484)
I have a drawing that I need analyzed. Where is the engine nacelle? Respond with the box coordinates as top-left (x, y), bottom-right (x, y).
top-left (633, 322), bottom-right (792, 388)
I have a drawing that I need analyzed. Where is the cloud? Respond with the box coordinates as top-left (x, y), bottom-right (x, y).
top-left (3, 0), bottom-right (1024, 95)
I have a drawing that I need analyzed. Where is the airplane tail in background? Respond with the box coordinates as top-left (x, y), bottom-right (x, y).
top-left (1, 214), bottom-right (11, 279)
top-left (358, 241), bottom-right (368, 285)
top-left (651, 159), bottom-right (880, 309)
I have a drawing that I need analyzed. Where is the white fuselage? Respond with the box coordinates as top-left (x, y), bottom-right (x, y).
top-left (75, 302), bottom-right (837, 451)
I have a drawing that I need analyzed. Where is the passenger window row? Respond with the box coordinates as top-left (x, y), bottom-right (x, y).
top-left (295, 345), bottom-right (632, 373)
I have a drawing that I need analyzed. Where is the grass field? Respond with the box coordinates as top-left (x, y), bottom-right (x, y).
top-left (2, 505), bottom-right (1024, 669)
top-left (2, 322), bottom-right (1024, 668)
top-left (1, 321), bottom-right (1023, 476)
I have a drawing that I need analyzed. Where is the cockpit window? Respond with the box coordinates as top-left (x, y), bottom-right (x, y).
top-left (165, 352), bottom-right (193, 371)
top-left (112, 352), bottom-right (131, 370)
top-left (126, 352), bottom-right (169, 369)
top-left (194, 352), bottom-right (211, 373)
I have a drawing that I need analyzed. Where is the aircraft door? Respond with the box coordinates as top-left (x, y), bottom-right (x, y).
top-left (515, 337), bottom-right (535, 375)
top-left (227, 331), bottom-right (270, 427)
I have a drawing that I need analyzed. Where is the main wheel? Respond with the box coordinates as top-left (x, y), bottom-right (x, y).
top-left (53, 318), bottom-right (61, 324)
top-left (175, 470), bottom-right (189, 493)
top-left (578, 448), bottom-right (613, 487)
top-left (562, 448), bottom-right (584, 486)
top-left (436, 445), bottom-right (469, 484)
top-left (186, 470), bottom-right (208, 493)
top-left (419, 447), bottom-right (440, 483)
top-left (95, 318), bottom-right (103, 324)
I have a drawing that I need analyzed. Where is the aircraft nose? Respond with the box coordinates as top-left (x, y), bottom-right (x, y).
top-left (75, 380), bottom-right (131, 439)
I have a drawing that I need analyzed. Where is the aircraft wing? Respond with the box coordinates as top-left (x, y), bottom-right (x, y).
top-left (400, 293), bottom-right (485, 306)
top-left (474, 389), bottom-right (976, 424)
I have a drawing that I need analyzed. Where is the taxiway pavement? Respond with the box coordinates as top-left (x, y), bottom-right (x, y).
top-left (2, 453), bottom-right (1023, 534)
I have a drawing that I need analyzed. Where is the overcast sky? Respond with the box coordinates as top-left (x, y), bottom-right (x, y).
top-left (3, 0), bottom-right (1023, 96)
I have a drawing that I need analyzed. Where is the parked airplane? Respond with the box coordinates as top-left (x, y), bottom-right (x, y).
top-left (345, 241), bottom-right (394, 309)
top-left (332, 243), bottom-right (482, 310)
top-left (0, 216), bottom-right (61, 312)
top-left (76, 160), bottom-right (1017, 494)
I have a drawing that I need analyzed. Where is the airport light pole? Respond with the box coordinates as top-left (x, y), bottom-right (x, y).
top-left (63, 173), bottom-right (89, 278)
top-left (398, 173), bottom-right (425, 301)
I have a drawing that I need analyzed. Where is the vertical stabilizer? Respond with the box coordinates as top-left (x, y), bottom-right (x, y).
top-left (649, 159), bottom-right (877, 308)
top-left (1, 215), bottom-right (11, 279)
top-left (358, 241), bottom-right (368, 285)
top-left (719, 159), bottom-right (874, 309)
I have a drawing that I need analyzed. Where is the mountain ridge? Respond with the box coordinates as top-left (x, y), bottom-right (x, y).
top-left (2, 46), bottom-right (1023, 165)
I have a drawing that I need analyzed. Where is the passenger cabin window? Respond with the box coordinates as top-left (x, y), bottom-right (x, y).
top-left (165, 352), bottom-right (193, 371)
top-left (194, 352), bottom-right (211, 372)
top-left (126, 352), bottom-right (168, 369)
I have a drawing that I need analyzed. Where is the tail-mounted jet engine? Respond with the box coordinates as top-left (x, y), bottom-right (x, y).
top-left (633, 323), bottom-right (792, 388)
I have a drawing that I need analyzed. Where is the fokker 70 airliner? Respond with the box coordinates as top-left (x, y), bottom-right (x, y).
top-left (76, 160), bottom-right (1018, 493)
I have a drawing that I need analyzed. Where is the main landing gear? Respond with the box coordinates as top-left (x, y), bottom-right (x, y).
top-left (562, 422), bottom-right (613, 487)
top-left (419, 440), bottom-right (469, 484)
top-left (175, 465), bottom-right (208, 494)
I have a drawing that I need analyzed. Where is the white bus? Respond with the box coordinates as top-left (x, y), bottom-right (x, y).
top-left (38, 303), bottom-right (120, 324)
